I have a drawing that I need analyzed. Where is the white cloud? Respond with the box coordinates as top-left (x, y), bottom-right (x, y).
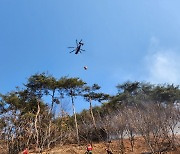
top-left (145, 37), bottom-right (180, 84)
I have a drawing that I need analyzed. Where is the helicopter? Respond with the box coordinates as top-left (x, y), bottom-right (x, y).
top-left (68, 39), bottom-right (85, 54)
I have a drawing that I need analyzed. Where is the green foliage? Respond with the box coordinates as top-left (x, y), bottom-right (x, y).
top-left (59, 76), bottom-right (86, 97)
top-left (1, 73), bottom-right (180, 152)
top-left (83, 84), bottom-right (110, 102)
top-left (107, 81), bottom-right (180, 112)
top-left (150, 84), bottom-right (180, 104)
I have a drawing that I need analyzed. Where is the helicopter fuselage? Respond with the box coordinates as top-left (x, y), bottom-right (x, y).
top-left (75, 45), bottom-right (82, 54)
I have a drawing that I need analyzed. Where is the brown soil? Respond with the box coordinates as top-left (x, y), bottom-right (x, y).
top-left (1, 137), bottom-right (179, 154)
top-left (32, 137), bottom-right (180, 154)
top-left (0, 141), bottom-right (7, 154)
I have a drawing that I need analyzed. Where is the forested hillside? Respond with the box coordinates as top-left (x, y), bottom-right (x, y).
top-left (0, 73), bottom-right (180, 154)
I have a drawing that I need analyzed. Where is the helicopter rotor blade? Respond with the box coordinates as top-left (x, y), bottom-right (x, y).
top-left (68, 47), bottom-right (75, 48)
top-left (69, 49), bottom-right (76, 53)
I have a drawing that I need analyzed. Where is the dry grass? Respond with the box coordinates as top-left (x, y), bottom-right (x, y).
top-left (29, 137), bottom-right (180, 154)
top-left (1, 137), bottom-right (179, 154)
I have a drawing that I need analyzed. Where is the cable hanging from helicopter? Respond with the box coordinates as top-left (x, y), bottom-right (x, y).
top-left (68, 39), bottom-right (88, 70)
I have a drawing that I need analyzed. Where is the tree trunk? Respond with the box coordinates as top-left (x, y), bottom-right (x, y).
top-left (35, 100), bottom-right (40, 152)
top-left (89, 98), bottom-right (97, 128)
top-left (47, 90), bottom-right (55, 149)
top-left (71, 96), bottom-right (80, 145)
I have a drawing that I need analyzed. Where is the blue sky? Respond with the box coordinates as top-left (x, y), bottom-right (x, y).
top-left (1, 0), bottom-right (180, 113)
